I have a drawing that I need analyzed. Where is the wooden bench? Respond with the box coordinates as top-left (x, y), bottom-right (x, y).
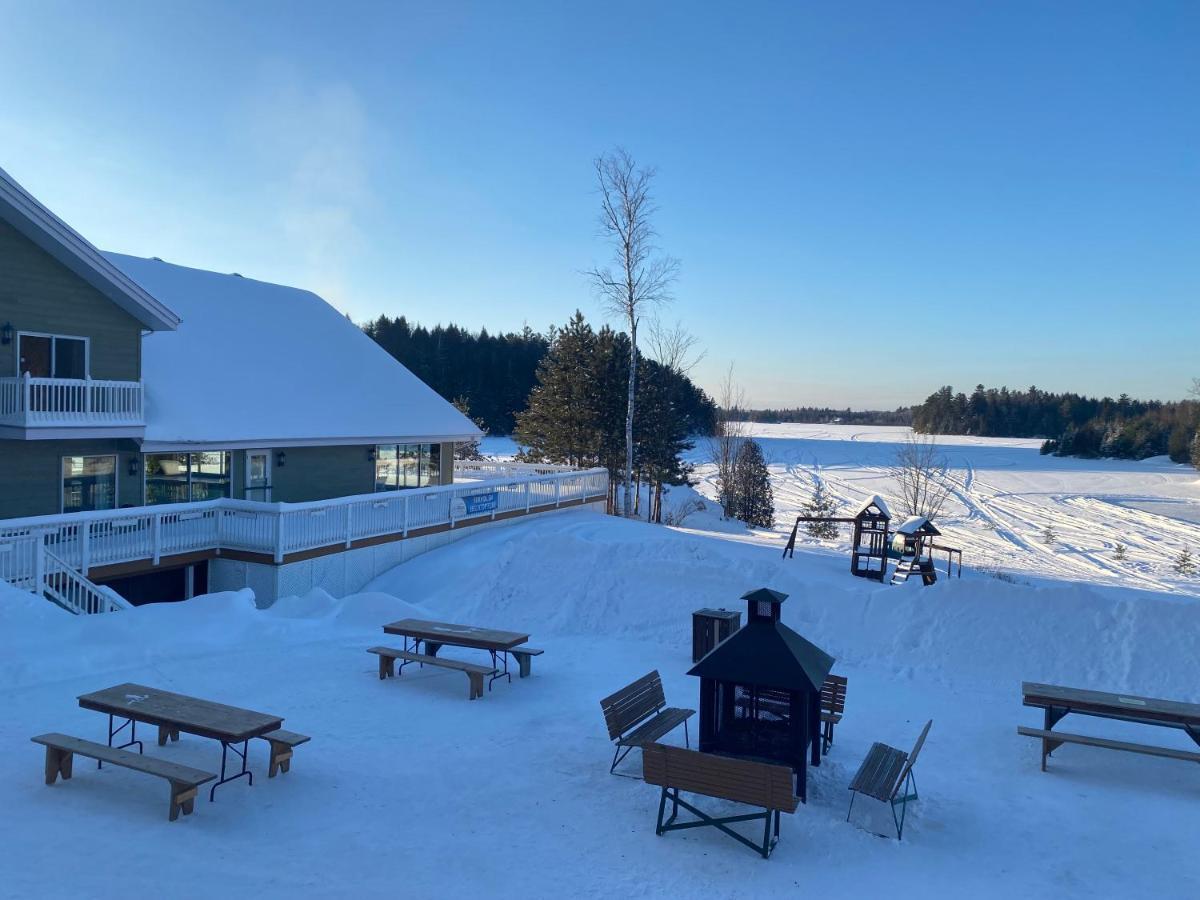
top-left (642, 743), bottom-right (799, 859)
top-left (600, 670), bottom-right (695, 775)
top-left (1017, 726), bottom-right (1200, 771)
top-left (507, 646), bottom-right (544, 678)
top-left (31, 733), bottom-right (216, 822)
top-left (846, 719), bottom-right (931, 840)
top-left (369, 646), bottom-right (496, 700)
top-left (260, 729), bottom-right (311, 777)
top-left (820, 674), bottom-right (848, 753)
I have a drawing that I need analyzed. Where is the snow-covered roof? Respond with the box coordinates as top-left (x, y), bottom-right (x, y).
top-left (897, 515), bottom-right (939, 536)
top-left (0, 167), bottom-right (179, 332)
top-left (105, 253), bottom-right (482, 450)
top-left (854, 494), bottom-right (891, 519)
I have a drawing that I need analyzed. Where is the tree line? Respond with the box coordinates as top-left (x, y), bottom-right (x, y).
top-left (912, 384), bottom-right (1200, 466)
top-left (362, 316), bottom-right (547, 434)
top-left (739, 406), bottom-right (912, 426)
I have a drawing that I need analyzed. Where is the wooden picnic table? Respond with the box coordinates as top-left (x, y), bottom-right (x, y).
top-left (1021, 682), bottom-right (1200, 770)
top-left (78, 682), bottom-right (284, 800)
top-left (382, 618), bottom-right (529, 687)
top-left (1023, 682), bottom-right (1200, 738)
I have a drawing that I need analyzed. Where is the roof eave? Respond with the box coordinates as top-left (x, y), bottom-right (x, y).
top-left (0, 167), bottom-right (181, 332)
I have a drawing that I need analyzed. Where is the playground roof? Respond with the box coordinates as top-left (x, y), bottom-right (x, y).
top-left (854, 495), bottom-right (892, 519)
top-left (897, 516), bottom-right (941, 536)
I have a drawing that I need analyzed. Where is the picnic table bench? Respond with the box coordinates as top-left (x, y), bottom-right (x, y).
top-left (32, 732), bottom-right (216, 821)
top-left (1020, 682), bottom-right (1200, 772)
top-left (846, 719), bottom-right (931, 840)
top-left (600, 670), bottom-right (695, 775)
top-left (642, 743), bottom-right (799, 858)
top-left (509, 646), bottom-right (544, 678)
top-left (370, 646), bottom-right (496, 700)
top-left (77, 683), bottom-right (303, 800)
top-left (382, 618), bottom-right (531, 688)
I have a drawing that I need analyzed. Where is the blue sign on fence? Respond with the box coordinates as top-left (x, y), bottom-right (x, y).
top-left (463, 491), bottom-right (498, 516)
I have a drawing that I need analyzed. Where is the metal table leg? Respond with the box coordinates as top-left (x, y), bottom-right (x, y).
top-left (487, 650), bottom-right (512, 690)
top-left (209, 740), bottom-right (253, 801)
top-left (100, 715), bottom-right (143, 769)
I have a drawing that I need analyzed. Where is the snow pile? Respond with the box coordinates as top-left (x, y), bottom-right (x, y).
top-left (371, 510), bottom-right (1200, 701)
top-left (2, 511), bottom-right (1198, 897)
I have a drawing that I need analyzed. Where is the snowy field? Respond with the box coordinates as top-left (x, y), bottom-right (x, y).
top-left (3, 506), bottom-right (1199, 898)
top-left (674, 424), bottom-right (1200, 598)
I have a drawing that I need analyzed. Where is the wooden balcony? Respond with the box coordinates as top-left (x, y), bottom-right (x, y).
top-left (0, 373), bottom-right (144, 437)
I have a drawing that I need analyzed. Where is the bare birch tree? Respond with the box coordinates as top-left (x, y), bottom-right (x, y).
top-left (892, 432), bottom-right (953, 521)
top-left (707, 365), bottom-right (748, 518)
top-left (646, 318), bottom-right (705, 376)
top-left (587, 148), bottom-right (679, 517)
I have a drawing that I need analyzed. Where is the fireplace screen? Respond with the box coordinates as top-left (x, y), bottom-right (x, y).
top-left (708, 681), bottom-right (805, 767)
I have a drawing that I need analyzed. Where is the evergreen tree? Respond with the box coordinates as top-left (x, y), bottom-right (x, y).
top-left (729, 440), bottom-right (774, 528)
top-left (451, 397), bottom-right (488, 460)
top-left (804, 481), bottom-right (839, 538)
top-left (634, 355), bottom-right (695, 523)
top-left (1042, 524), bottom-right (1058, 545)
top-left (513, 312), bottom-right (604, 471)
top-left (1113, 543), bottom-right (1127, 561)
top-left (1191, 433), bottom-right (1200, 470)
top-left (1174, 547), bottom-right (1195, 577)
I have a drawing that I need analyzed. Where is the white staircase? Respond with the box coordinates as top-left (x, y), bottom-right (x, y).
top-left (1, 536), bottom-right (128, 614)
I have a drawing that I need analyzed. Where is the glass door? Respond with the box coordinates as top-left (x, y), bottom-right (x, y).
top-left (245, 450), bottom-right (272, 502)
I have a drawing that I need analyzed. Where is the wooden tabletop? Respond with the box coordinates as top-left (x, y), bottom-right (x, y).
top-left (78, 683), bottom-right (283, 743)
top-left (382, 618), bottom-right (529, 651)
top-left (1022, 682), bottom-right (1200, 726)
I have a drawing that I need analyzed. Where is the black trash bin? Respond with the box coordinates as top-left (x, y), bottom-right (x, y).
top-left (692, 608), bottom-right (742, 663)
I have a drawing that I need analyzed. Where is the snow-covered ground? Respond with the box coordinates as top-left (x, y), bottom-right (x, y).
top-left (674, 424), bottom-right (1200, 598)
top-left (3, 507), bottom-right (1199, 898)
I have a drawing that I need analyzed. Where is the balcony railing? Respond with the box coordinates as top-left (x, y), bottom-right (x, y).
top-left (0, 373), bottom-right (144, 429)
top-left (0, 467), bottom-right (610, 580)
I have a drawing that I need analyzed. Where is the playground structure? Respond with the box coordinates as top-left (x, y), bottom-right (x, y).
top-left (783, 495), bottom-right (962, 585)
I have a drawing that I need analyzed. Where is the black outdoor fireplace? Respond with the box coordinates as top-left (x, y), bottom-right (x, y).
top-left (687, 588), bottom-right (834, 801)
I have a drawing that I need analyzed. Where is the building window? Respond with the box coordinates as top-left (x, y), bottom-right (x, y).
top-left (62, 455), bottom-right (116, 513)
top-left (421, 443), bottom-right (441, 487)
top-left (17, 333), bottom-right (88, 379)
top-left (145, 452), bottom-right (231, 504)
top-left (374, 443), bottom-right (442, 490)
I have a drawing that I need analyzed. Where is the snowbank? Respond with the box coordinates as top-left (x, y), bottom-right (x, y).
top-left (369, 510), bottom-right (1200, 702)
top-left (2, 511), bottom-right (1197, 897)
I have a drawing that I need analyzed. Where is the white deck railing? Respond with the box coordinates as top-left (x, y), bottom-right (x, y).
top-left (0, 468), bottom-right (609, 584)
top-left (453, 460), bottom-right (581, 479)
top-left (0, 374), bottom-right (144, 428)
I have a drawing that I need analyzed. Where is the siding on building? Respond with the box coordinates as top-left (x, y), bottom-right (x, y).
top-left (0, 434), bottom-right (461, 519)
top-left (266, 443), bottom-right (454, 503)
top-left (0, 438), bottom-right (142, 519)
top-left (0, 218), bottom-right (142, 381)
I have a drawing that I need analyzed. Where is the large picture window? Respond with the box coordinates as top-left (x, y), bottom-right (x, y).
top-left (62, 455), bottom-right (116, 513)
top-left (145, 452), bottom-right (231, 504)
top-left (374, 443), bottom-right (441, 491)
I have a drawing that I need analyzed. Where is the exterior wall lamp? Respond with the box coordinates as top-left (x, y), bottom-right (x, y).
top-left (128, 456), bottom-right (140, 477)
top-left (367, 446), bottom-right (376, 462)
top-left (276, 450), bottom-right (287, 468)
top-left (0, 322), bottom-right (12, 345)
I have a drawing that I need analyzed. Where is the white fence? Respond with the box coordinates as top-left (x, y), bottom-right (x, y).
top-left (0, 374), bottom-right (144, 427)
top-left (0, 468), bottom-right (609, 584)
top-left (453, 460), bottom-right (582, 480)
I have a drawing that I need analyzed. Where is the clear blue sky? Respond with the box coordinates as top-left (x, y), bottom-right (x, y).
top-left (1, 1), bottom-right (1196, 408)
